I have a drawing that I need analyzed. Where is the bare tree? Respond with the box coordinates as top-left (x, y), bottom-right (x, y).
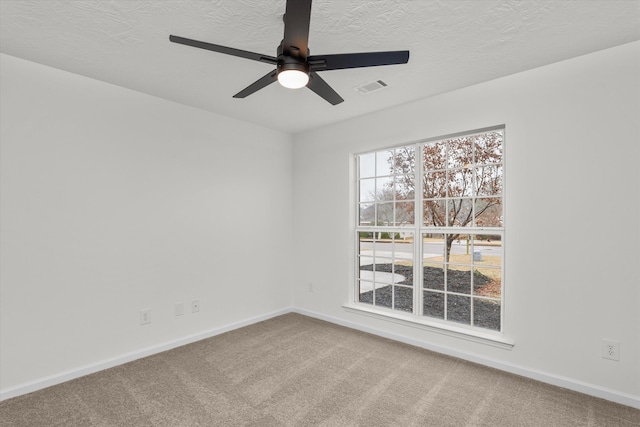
top-left (391, 132), bottom-right (503, 260)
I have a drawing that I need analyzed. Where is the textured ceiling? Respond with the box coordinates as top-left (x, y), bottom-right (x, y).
top-left (1, 0), bottom-right (639, 134)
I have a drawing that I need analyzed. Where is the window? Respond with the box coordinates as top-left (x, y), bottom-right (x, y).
top-left (355, 127), bottom-right (504, 333)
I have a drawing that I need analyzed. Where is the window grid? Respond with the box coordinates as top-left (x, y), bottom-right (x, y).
top-left (421, 233), bottom-right (502, 329)
top-left (357, 231), bottom-right (415, 312)
top-left (356, 127), bottom-right (504, 333)
top-left (358, 148), bottom-right (416, 228)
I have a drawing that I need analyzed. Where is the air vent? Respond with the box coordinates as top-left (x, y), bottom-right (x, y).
top-left (354, 80), bottom-right (388, 95)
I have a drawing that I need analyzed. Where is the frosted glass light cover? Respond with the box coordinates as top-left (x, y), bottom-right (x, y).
top-left (278, 70), bottom-right (309, 89)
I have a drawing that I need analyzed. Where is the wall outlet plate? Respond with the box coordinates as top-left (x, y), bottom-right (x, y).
top-left (191, 299), bottom-right (200, 313)
top-left (140, 309), bottom-right (151, 325)
top-left (602, 339), bottom-right (620, 361)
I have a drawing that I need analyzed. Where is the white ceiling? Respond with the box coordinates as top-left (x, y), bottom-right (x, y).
top-left (1, 0), bottom-right (639, 134)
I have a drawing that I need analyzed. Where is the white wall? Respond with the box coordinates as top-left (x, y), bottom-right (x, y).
top-left (0, 54), bottom-right (293, 393)
top-left (292, 42), bottom-right (640, 403)
top-left (2, 41), bottom-right (639, 407)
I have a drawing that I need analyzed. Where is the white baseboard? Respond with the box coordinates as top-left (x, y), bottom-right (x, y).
top-left (0, 307), bottom-right (292, 402)
top-left (291, 307), bottom-right (640, 410)
top-left (3, 306), bottom-right (639, 410)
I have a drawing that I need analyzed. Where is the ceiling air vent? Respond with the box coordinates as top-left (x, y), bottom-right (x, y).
top-left (354, 80), bottom-right (388, 95)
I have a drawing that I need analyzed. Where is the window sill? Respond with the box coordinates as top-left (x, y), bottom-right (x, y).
top-left (343, 304), bottom-right (515, 350)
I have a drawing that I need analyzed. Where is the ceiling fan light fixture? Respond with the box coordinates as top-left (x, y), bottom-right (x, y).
top-left (277, 69), bottom-right (309, 89)
top-left (169, 0), bottom-right (409, 104)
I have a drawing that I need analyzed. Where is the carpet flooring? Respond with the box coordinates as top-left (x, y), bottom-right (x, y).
top-left (1, 313), bottom-right (638, 426)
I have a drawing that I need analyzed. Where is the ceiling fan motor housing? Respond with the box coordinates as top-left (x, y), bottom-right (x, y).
top-left (277, 42), bottom-right (309, 76)
top-left (277, 57), bottom-right (309, 76)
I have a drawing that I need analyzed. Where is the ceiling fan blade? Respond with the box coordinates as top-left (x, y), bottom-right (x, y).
top-left (307, 72), bottom-right (344, 105)
top-left (170, 35), bottom-right (277, 65)
top-left (308, 50), bottom-right (409, 71)
top-left (233, 70), bottom-right (278, 98)
top-left (282, 0), bottom-right (312, 58)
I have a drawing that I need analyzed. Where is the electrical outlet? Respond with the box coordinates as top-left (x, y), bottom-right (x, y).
top-left (191, 299), bottom-right (200, 313)
top-left (140, 309), bottom-right (151, 325)
top-left (602, 339), bottom-right (620, 361)
top-left (175, 302), bottom-right (184, 317)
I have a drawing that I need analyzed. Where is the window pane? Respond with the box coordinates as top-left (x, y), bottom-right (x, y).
top-left (373, 260), bottom-right (393, 284)
top-left (358, 254), bottom-right (373, 273)
top-left (423, 200), bottom-right (446, 227)
top-left (423, 262), bottom-right (444, 290)
top-left (447, 137), bottom-right (474, 169)
top-left (359, 231), bottom-right (373, 239)
top-left (393, 234), bottom-right (414, 259)
top-left (473, 235), bottom-right (502, 295)
top-left (392, 255), bottom-right (413, 285)
top-left (391, 146), bottom-right (415, 176)
top-left (474, 198), bottom-right (502, 227)
top-left (372, 234), bottom-right (390, 251)
top-left (423, 141), bottom-right (447, 171)
top-left (445, 234), bottom-right (472, 264)
top-left (358, 258), bottom-right (374, 293)
top-left (447, 294), bottom-right (471, 325)
top-left (359, 178), bottom-right (375, 202)
top-left (358, 280), bottom-right (374, 304)
top-left (474, 267), bottom-right (501, 299)
top-left (423, 234), bottom-right (444, 290)
top-left (359, 152), bottom-right (376, 178)
top-left (375, 176), bottom-right (394, 201)
top-left (423, 233), bottom-right (445, 259)
top-left (423, 291), bottom-right (444, 319)
top-left (447, 265), bottom-right (471, 294)
top-left (375, 285), bottom-right (392, 308)
top-left (358, 231), bottom-right (373, 247)
top-left (359, 203), bottom-right (375, 226)
top-left (358, 281), bottom-right (374, 304)
top-left (476, 165), bottom-right (502, 197)
top-left (475, 131), bottom-right (503, 165)
top-left (376, 150), bottom-right (394, 176)
top-left (375, 203), bottom-right (394, 225)
top-left (358, 234), bottom-right (373, 272)
top-left (395, 202), bottom-right (414, 225)
top-left (447, 198), bottom-right (473, 227)
top-left (373, 250), bottom-right (393, 266)
top-left (423, 171), bottom-right (447, 198)
top-left (395, 174), bottom-right (415, 200)
top-left (394, 286), bottom-right (413, 312)
top-left (448, 168), bottom-right (473, 197)
top-left (472, 236), bottom-right (502, 259)
top-left (470, 233), bottom-right (502, 298)
top-left (474, 298), bottom-right (500, 331)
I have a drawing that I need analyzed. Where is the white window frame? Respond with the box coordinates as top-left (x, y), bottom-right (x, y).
top-left (348, 125), bottom-right (512, 348)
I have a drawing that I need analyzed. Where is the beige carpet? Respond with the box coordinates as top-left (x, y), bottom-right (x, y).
top-left (1, 313), bottom-right (638, 426)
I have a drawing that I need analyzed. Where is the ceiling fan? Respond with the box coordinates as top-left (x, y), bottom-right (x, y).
top-left (169, 0), bottom-right (409, 105)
